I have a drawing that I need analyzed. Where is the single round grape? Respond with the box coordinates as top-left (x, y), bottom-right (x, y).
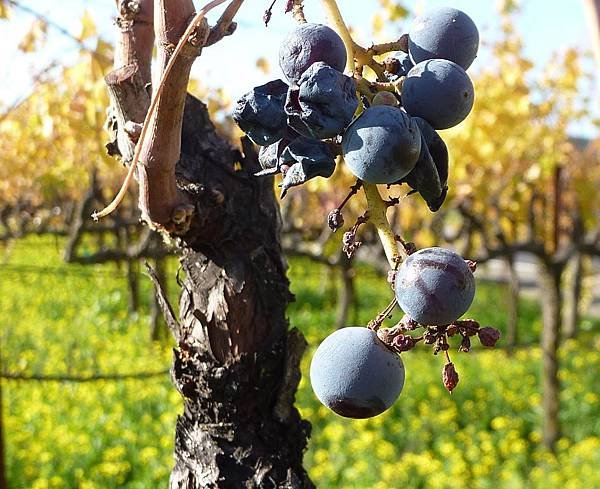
top-left (342, 105), bottom-right (421, 184)
top-left (285, 62), bottom-right (358, 139)
top-left (279, 23), bottom-right (347, 86)
top-left (408, 7), bottom-right (479, 70)
top-left (402, 59), bottom-right (474, 130)
top-left (310, 327), bottom-right (405, 419)
top-left (395, 247), bottom-right (475, 326)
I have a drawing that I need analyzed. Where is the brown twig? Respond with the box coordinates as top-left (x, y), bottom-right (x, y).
top-left (368, 297), bottom-right (397, 331)
top-left (114, 0), bottom-right (155, 84)
top-left (93, 0), bottom-right (241, 229)
top-left (206, 0), bottom-right (243, 45)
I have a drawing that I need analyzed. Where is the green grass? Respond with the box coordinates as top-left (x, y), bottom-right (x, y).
top-left (2, 236), bottom-right (600, 488)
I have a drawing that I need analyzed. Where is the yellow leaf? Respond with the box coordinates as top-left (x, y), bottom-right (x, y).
top-left (255, 57), bottom-right (270, 75)
top-left (79, 10), bottom-right (97, 41)
top-left (0, 0), bottom-right (10, 19)
top-left (18, 19), bottom-right (47, 53)
top-left (371, 13), bottom-right (384, 35)
top-left (388, 3), bottom-right (409, 21)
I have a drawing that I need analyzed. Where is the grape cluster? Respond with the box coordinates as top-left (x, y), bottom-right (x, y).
top-left (233, 23), bottom-right (354, 196)
top-left (233, 7), bottom-right (478, 210)
top-left (234, 6), bottom-right (498, 419)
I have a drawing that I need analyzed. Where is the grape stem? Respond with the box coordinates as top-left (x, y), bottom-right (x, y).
top-left (368, 297), bottom-right (398, 331)
top-left (364, 184), bottom-right (405, 266)
top-left (444, 350), bottom-right (452, 363)
top-left (290, 0), bottom-right (307, 23)
top-left (319, 0), bottom-right (404, 269)
top-left (318, 0), bottom-right (355, 73)
top-left (366, 38), bottom-right (408, 56)
top-left (337, 179), bottom-right (362, 211)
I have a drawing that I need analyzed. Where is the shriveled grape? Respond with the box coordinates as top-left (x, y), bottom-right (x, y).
top-left (285, 62), bottom-right (357, 139)
top-left (279, 23), bottom-right (347, 87)
top-left (232, 79), bottom-right (288, 146)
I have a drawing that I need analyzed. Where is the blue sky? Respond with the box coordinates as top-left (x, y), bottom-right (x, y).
top-left (1, 0), bottom-right (598, 136)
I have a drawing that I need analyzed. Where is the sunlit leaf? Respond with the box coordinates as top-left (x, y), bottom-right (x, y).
top-left (255, 57), bottom-right (271, 75)
top-left (78, 10), bottom-right (97, 41)
top-left (18, 19), bottom-right (48, 53)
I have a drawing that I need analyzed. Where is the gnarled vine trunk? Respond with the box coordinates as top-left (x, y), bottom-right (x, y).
top-left (165, 97), bottom-right (312, 487)
top-left (104, 1), bottom-right (313, 486)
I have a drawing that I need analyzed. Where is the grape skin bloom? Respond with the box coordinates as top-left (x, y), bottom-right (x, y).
top-left (279, 23), bottom-right (347, 87)
top-left (310, 327), bottom-right (405, 419)
top-left (402, 59), bottom-right (474, 130)
top-left (342, 105), bottom-right (421, 184)
top-left (395, 247), bottom-right (475, 326)
top-left (408, 6), bottom-right (479, 70)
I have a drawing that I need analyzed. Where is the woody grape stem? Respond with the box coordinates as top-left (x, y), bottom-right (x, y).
top-left (319, 0), bottom-right (404, 269)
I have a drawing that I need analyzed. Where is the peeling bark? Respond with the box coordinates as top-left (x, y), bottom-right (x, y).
top-left (165, 99), bottom-right (312, 486)
top-left (105, 1), bottom-right (313, 485)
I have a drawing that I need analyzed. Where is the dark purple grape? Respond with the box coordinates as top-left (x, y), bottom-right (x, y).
top-left (310, 327), bottom-right (405, 418)
top-left (232, 79), bottom-right (288, 146)
top-left (278, 136), bottom-right (336, 197)
top-left (402, 59), bottom-right (474, 130)
top-left (398, 117), bottom-right (449, 211)
top-left (399, 132), bottom-right (444, 211)
top-left (394, 247), bottom-right (475, 326)
top-left (408, 7), bottom-right (479, 70)
top-left (342, 105), bottom-right (421, 184)
top-left (413, 117), bottom-right (448, 186)
top-left (285, 62), bottom-right (358, 139)
top-left (279, 23), bottom-right (347, 86)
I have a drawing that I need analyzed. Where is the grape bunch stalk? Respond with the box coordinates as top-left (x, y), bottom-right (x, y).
top-left (233, 0), bottom-right (500, 419)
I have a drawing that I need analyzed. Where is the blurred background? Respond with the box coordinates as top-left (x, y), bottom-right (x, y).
top-left (1, 0), bottom-right (599, 487)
